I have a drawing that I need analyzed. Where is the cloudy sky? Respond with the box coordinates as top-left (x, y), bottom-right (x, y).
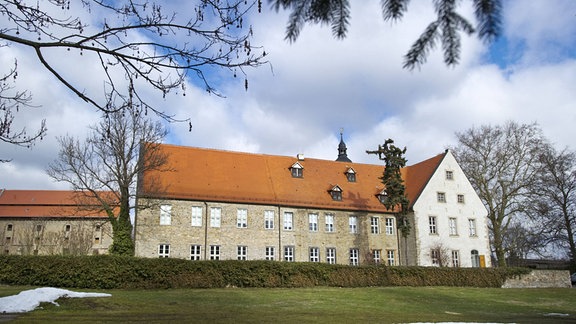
top-left (1, 0), bottom-right (575, 190)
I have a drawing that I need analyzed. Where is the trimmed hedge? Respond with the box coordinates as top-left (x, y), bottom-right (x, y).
top-left (0, 255), bottom-right (530, 289)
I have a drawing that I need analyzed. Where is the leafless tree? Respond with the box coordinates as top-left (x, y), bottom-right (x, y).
top-left (47, 105), bottom-right (169, 256)
top-left (528, 146), bottom-right (576, 270)
top-left (451, 121), bottom-right (547, 267)
top-left (430, 242), bottom-right (451, 267)
top-left (0, 0), bottom-right (266, 119)
top-left (0, 61), bottom-right (47, 161)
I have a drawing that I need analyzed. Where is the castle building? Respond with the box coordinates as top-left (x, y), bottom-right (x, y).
top-left (0, 190), bottom-right (115, 255)
top-left (135, 138), bottom-right (491, 267)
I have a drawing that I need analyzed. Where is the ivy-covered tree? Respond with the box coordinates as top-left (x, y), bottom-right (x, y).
top-left (367, 139), bottom-right (410, 237)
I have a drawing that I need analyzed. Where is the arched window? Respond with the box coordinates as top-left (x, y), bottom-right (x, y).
top-left (471, 250), bottom-right (480, 268)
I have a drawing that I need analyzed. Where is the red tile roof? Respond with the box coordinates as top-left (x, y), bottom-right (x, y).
top-left (139, 144), bottom-right (446, 213)
top-left (0, 190), bottom-right (118, 218)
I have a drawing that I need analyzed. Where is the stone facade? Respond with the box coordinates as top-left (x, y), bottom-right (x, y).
top-left (135, 199), bottom-right (400, 265)
top-left (502, 270), bottom-right (572, 288)
top-left (1, 218), bottom-right (112, 255)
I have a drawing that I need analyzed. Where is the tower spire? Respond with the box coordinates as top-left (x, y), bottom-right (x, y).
top-left (336, 128), bottom-right (352, 162)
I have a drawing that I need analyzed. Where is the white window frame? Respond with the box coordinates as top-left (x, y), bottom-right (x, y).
top-left (160, 205), bottom-right (172, 225)
top-left (191, 206), bottom-right (203, 227)
top-left (387, 250), bottom-right (395, 266)
top-left (373, 249), bottom-right (381, 264)
top-left (264, 210), bottom-right (275, 229)
top-left (446, 170), bottom-right (454, 180)
top-left (469, 219), bottom-right (477, 236)
top-left (452, 250), bottom-right (460, 267)
top-left (326, 248), bottom-right (336, 264)
top-left (158, 244), bottom-right (170, 258)
top-left (309, 213), bottom-right (318, 232)
top-left (210, 207), bottom-right (221, 228)
top-left (190, 245), bottom-right (202, 260)
top-left (284, 246), bottom-right (295, 262)
top-left (370, 216), bottom-right (380, 234)
top-left (449, 217), bottom-right (458, 236)
top-left (309, 247), bottom-right (319, 262)
top-left (349, 248), bottom-right (359, 266)
top-left (265, 246), bottom-right (275, 260)
top-left (471, 250), bottom-right (480, 267)
top-left (283, 212), bottom-right (294, 230)
top-left (237, 208), bottom-right (248, 228)
top-left (210, 245), bottom-right (220, 260)
top-left (325, 213), bottom-right (335, 232)
top-left (385, 217), bottom-right (394, 235)
top-left (429, 216), bottom-right (437, 234)
top-left (349, 216), bottom-right (357, 234)
top-left (237, 245), bottom-right (247, 260)
top-left (431, 249), bottom-right (440, 266)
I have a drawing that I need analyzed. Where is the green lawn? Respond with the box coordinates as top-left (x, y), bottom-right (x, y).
top-left (2, 286), bottom-right (576, 323)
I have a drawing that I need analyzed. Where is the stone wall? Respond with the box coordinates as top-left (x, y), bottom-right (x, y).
top-left (502, 270), bottom-right (572, 288)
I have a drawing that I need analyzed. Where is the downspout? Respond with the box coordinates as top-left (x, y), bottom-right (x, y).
top-left (277, 205), bottom-right (281, 261)
top-left (204, 202), bottom-right (209, 260)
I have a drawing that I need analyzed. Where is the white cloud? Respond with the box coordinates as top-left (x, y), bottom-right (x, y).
top-left (1, 0), bottom-right (575, 190)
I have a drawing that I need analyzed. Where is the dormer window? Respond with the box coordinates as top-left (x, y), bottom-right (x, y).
top-left (329, 185), bottom-right (343, 201)
top-left (345, 167), bottom-right (356, 182)
top-left (377, 189), bottom-right (388, 204)
top-left (290, 162), bottom-right (303, 178)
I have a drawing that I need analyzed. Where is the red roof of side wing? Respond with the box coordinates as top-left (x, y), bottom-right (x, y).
top-left (0, 190), bottom-right (118, 218)
top-left (138, 144), bottom-right (446, 213)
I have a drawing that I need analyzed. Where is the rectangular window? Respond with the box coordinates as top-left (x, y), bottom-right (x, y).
top-left (347, 172), bottom-right (356, 182)
top-left (349, 216), bottom-right (357, 234)
top-left (431, 249), bottom-right (440, 266)
top-left (65, 224), bottom-right (71, 232)
top-left (210, 245), bottom-right (220, 260)
top-left (6, 224), bottom-right (13, 232)
top-left (373, 249), bottom-right (381, 264)
top-left (452, 250), bottom-right (460, 267)
top-left (191, 206), bottom-right (203, 227)
top-left (284, 246), bottom-right (295, 262)
top-left (264, 210), bottom-right (275, 229)
top-left (325, 213), bottom-right (335, 232)
top-left (387, 250), bottom-right (395, 266)
top-left (457, 194), bottom-right (465, 204)
top-left (385, 218), bottom-right (395, 235)
top-left (349, 248), bottom-right (359, 266)
top-left (326, 247), bottom-right (336, 264)
top-left (370, 217), bottom-right (380, 234)
top-left (449, 217), bottom-right (458, 236)
top-left (36, 224), bottom-right (42, 232)
top-left (265, 246), bottom-right (275, 260)
top-left (5, 237), bottom-right (11, 244)
top-left (158, 244), bottom-right (170, 258)
top-left (437, 192), bottom-right (446, 203)
top-left (283, 212), bottom-right (294, 230)
top-left (429, 216), bottom-right (437, 234)
top-left (210, 207), bottom-right (221, 228)
top-left (237, 209), bottom-right (248, 228)
top-left (446, 170), bottom-right (453, 180)
top-left (160, 205), bottom-right (172, 225)
top-left (291, 167), bottom-right (303, 178)
top-left (237, 246), bottom-right (247, 260)
top-left (309, 213), bottom-right (318, 232)
top-left (469, 219), bottom-right (477, 236)
top-left (309, 247), bottom-right (319, 262)
top-left (190, 245), bottom-right (202, 260)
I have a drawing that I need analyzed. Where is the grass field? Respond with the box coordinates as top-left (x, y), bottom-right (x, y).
top-left (2, 286), bottom-right (575, 323)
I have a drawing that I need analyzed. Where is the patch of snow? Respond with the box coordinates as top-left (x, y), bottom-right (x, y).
top-left (0, 287), bottom-right (111, 313)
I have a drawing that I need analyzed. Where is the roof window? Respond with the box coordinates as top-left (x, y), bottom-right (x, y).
top-left (329, 185), bottom-right (343, 201)
top-left (290, 162), bottom-right (303, 178)
top-left (377, 189), bottom-right (388, 204)
top-left (345, 167), bottom-right (356, 182)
